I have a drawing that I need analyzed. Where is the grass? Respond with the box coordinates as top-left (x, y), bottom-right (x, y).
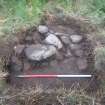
top-left (0, 0), bottom-right (105, 36)
top-left (0, 86), bottom-right (102, 105)
top-left (0, 0), bottom-right (48, 36)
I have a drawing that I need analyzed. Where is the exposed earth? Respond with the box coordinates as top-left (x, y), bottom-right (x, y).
top-left (1, 16), bottom-right (97, 91)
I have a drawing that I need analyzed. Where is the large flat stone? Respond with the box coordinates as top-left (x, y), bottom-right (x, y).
top-left (25, 44), bottom-right (57, 61)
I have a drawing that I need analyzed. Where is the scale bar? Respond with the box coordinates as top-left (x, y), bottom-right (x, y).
top-left (16, 75), bottom-right (92, 78)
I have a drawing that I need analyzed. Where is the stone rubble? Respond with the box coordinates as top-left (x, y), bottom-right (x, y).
top-left (11, 25), bottom-right (88, 71)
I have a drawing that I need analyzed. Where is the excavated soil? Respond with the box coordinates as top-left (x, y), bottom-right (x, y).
top-left (2, 16), bottom-right (97, 91)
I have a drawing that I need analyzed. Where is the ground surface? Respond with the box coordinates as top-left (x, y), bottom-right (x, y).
top-left (5, 16), bottom-right (95, 91)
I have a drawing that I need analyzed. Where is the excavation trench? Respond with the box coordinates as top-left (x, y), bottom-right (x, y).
top-left (2, 15), bottom-right (95, 90)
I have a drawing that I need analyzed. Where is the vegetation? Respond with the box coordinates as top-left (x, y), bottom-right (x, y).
top-left (0, 0), bottom-right (105, 105)
top-left (0, 0), bottom-right (48, 36)
top-left (0, 86), bottom-right (103, 105)
top-left (0, 0), bottom-right (105, 35)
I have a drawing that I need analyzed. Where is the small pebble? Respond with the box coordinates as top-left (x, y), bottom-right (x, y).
top-left (70, 35), bottom-right (83, 43)
top-left (70, 43), bottom-right (82, 51)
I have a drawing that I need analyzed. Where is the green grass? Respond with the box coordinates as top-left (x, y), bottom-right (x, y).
top-left (0, 0), bottom-right (105, 36)
top-left (0, 0), bottom-right (48, 35)
top-left (52, 0), bottom-right (105, 26)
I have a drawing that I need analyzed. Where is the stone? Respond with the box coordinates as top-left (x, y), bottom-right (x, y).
top-left (38, 25), bottom-right (48, 34)
top-left (60, 35), bottom-right (70, 45)
top-left (70, 35), bottom-right (83, 43)
top-left (70, 44), bottom-right (82, 51)
top-left (43, 46), bottom-right (57, 59)
top-left (25, 44), bottom-right (57, 61)
top-left (14, 45), bottom-right (25, 55)
top-left (76, 58), bottom-right (88, 70)
top-left (74, 49), bottom-right (84, 57)
top-left (44, 33), bottom-right (63, 49)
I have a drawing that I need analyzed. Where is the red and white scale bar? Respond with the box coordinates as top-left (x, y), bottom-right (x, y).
top-left (16, 74), bottom-right (92, 78)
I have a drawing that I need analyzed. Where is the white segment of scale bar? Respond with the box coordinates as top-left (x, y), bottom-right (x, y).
top-left (16, 75), bottom-right (92, 78)
top-left (57, 75), bottom-right (92, 77)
